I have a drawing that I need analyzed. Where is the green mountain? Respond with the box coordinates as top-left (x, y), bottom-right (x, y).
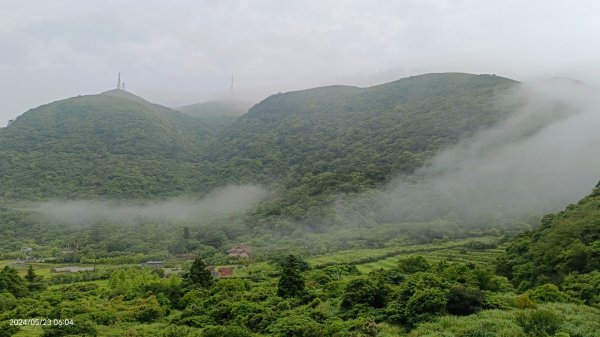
top-left (0, 73), bottom-right (517, 209)
top-left (176, 99), bottom-right (252, 131)
top-left (207, 73), bottom-right (515, 183)
top-left (498, 181), bottom-right (600, 292)
top-left (0, 89), bottom-right (213, 200)
top-left (203, 73), bottom-right (517, 222)
top-left (176, 100), bottom-right (251, 118)
top-left (1, 89), bottom-right (211, 157)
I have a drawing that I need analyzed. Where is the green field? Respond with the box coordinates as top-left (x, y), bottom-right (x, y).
top-left (355, 245), bottom-right (507, 273)
top-left (307, 236), bottom-right (504, 271)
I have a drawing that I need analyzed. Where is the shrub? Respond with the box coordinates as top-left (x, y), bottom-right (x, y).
top-left (396, 256), bottom-right (431, 274)
top-left (133, 295), bottom-right (165, 323)
top-left (462, 331), bottom-right (497, 337)
top-left (202, 325), bottom-right (253, 337)
top-left (0, 292), bottom-right (18, 311)
top-left (516, 309), bottom-right (563, 337)
top-left (446, 285), bottom-right (485, 316)
top-left (516, 294), bottom-right (537, 309)
top-left (340, 277), bottom-right (387, 311)
top-left (41, 318), bottom-right (98, 337)
top-left (162, 325), bottom-right (203, 337)
top-left (0, 323), bottom-right (19, 337)
top-left (527, 284), bottom-right (566, 303)
top-left (268, 315), bottom-right (323, 337)
top-left (405, 287), bottom-right (448, 326)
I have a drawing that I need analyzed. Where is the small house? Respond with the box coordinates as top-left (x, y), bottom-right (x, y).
top-left (227, 245), bottom-right (251, 259)
top-left (51, 266), bottom-right (94, 273)
top-left (145, 261), bottom-right (164, 268)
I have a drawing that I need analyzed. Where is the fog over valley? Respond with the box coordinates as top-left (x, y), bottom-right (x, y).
top-left (27, 185), bottom-right (269, 225)
top-left (2, 2), bottom-right (600, 336)
top-left (337, 79), bottom-right (600, 225)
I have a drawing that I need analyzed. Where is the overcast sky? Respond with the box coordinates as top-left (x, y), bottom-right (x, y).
top-left (1, 0), bottom-right (600, 124)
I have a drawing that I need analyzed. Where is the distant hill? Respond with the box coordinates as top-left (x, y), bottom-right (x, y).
top-left (176, 100), bottom-right (251, 118)
top-left (176, 100), bottom-right (253, 131)
top-left (0, 89), bottom-right (213, 199)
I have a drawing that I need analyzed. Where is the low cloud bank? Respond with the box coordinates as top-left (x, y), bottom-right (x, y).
top-left (31, 184), bottom-right (268, 225)
top-left (339, 79), bottom-right (600, 225)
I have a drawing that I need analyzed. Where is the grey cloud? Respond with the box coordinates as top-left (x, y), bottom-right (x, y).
top-left (28, 184), bottom-right (269, 225)
top-left (337, 79), bottom-right (600, 225)
top-left (2, 1), bottom-right (600, 123)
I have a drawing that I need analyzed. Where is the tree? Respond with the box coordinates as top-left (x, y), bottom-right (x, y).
top-left (527, 283), bottom-right (566, 303)
top-left (340, 276), bottom-right (388, 311)
top-left (516, 309), bottom-right (563, 337)
top-left (396, 256), bottom-right (431, 274)
top-left (0, 266), bottom-right (27, 297)
top-left (404, 287), bottom-right (448, 326)
top-left (25, 265), bottom-right (36, 282)
top-left (0, 323), bottom-right (19, 337)
top-left (183, 226), bottom-right (190, 240)
top-left (24, 264), bottom-right (46, 291)
top-left (187, 257), bottom-right (213, 288)
top-left (277, 255), bottom-right (306, 298)
top-left (446, 285), bottom-right (484, 315)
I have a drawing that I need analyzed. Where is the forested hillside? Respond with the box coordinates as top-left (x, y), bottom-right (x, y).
top-left (0, 73), bottom-right (516, 211)
top-left (0, 90), bottom-right (215, 199)
top-left (202, 73), bottom-right (517, 224)
top-left (207, 73), bottom-right (515, 185)
top-left (498, 181), bottom-right (600, 299)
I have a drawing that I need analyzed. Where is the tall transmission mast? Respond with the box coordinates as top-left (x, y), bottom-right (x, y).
top-left (117, 73), bottom-right (121, 90)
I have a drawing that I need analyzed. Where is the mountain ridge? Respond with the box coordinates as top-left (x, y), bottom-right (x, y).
top-left (0, 73), bottom-right (518, 210)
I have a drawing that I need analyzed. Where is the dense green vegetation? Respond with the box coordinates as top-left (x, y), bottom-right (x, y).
top-left (1, 73), bottom-right (599, 336)
top-left (0, 89), bottom-right (215, 200)
top-left (1, 229), bottom-right (599, 337)
top-left (209, 73), bottom-right (515, 184)
top-left (498, 182), bottom-right (600, 294)
top-left (0, 74), bottom-right (516, 222)
top-left (205, 73), bottom-right (516, 225)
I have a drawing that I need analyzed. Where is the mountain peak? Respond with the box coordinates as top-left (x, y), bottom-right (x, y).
top-left (99, 89), bottom-right (151, 104)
